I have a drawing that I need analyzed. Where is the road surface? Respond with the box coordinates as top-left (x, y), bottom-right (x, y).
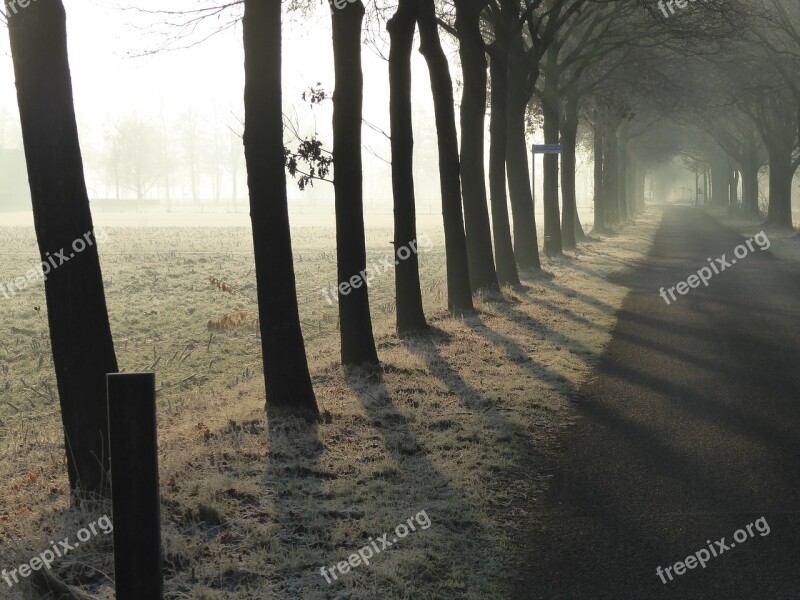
top-left (517, 206), bottom-right (800, 599)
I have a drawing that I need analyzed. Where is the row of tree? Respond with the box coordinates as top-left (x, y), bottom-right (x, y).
top-left (102, 110), bottom-right (245, 204)
top-left (5, 0), bottom-right (796, 502)
top-left (1, 106), bottom-right (246, 204)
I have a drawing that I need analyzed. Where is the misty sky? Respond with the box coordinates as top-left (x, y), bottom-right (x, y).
top-left (0, 1), bottom-right (439, 147)
top-left (0, 0), bottom-right (595, 214)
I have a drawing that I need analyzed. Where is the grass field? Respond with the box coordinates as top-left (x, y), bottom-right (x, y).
top-left (0, 208), bottom-right (656, 599)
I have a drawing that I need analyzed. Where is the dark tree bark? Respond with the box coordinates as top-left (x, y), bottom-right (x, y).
top-left (455, 0), bottom-right (499, 290)
top-left (417, 0), bottom-right (474, 312)
top-left (765, 147), bottom-right (795, 227)
top-left (695, 169), bottom-right (700, 206)
top-left (331, 0), bottom-right (380, 365)
top-left (388, 0), bottom-right (428, 333)
top-left (487, 14), bottom-right (520, 285)
top-left (560, 89), bottom-right (579, 249)
top-left (710, 155), bottom-right (729, 206)
top-left (242, 0), bottom-right (318, 417)
top-left (573, 199), bottom-right (587, 241)
top-left (633, 159), bottom-right (646, 214)
top-left (592, 123), bottom-right (606, 232)
top-left (506, 36), bottom-right (541, 269)
top-left (616, 121), bottom-right (629, 223)
top-left (603, 121), bottom-right (620, 225)
top-left (753, 95), bottom-right (799, 228)
top-left (7, 0), bottom-right (118, 498)
top-left (626, 155), bottom-right (637, 216)
top-left (541, 47), bottom-right (562, 255)
top-left (729, 166), bottom-right (739, 211)
top-left (741, 147), bottom-right (760, 217)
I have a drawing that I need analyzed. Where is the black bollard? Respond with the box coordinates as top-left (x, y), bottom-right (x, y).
top-left (107, 373), bottom-right (163, 600)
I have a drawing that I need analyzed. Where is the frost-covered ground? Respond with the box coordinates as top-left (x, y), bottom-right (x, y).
top-left (0, 206), bottom-right (659, 599)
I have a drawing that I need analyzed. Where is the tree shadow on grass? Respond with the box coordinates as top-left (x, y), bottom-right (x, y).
top-left (339, 361), bottom-right (502, 597)
top-left (262, 406), bottom-right (328, 597)
top-left (401, 325), bottom-right (579, 596)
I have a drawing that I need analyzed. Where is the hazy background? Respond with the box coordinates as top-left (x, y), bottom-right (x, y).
top-left (0, 0), bottom-right (597, 225)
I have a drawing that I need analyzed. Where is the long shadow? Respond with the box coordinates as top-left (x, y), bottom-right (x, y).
top-left (513, 287), bottom-right (607, 332)
top-left (610, 328), bottom-right (800, 399)
top-left (483, 301), bottom-right (597, 364)
top-left (340, 361), bottom-right (499, 595)
top-left (456, 306), bottom-right (798, 496)
top-left (513, 205), bottom-right (800, 599)
top-left (539, 278), bottom-right (619, 316)
top-left (263, 405), bottom-right (328, 595)
top-left (402, 326), bottom-right (539, 428)
top-left (400, 326), bottom-right (570, 595)
top-left (460, 314), bottom-right (583, 392)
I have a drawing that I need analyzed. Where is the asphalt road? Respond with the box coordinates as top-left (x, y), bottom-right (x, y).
top-left (517, 206), bottom-right (800, 599)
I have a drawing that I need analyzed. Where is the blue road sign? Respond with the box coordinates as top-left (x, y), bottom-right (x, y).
top-left (532, 144), bottom-right (562, 154)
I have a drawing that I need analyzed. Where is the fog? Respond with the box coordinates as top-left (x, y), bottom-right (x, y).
top-left (0, 0), bottom-right (597, 225)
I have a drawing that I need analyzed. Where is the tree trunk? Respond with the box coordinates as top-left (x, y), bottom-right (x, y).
top-left (388, 0), bottom-right (428, 333)
top-left (741, 154), bottom-right (760, 217)
top-left (626, 155), bottom-right (637, 216)
top-left (616, 122), bottom-right (628, 222)
top-left (729, 166), bottom-right (739, 211)
top-left (331, 0), bottom-right (380, 365)
top-left (592, 123), bottom-right (605, 232)
top-left (603, 123), bottom-right (619, 225)
top-left (710, 156), bottom-right (729, 206)
top-left (506, 40), bottom-right (540, 269)
top-left (190, 153), bottom-right (199, 203)
top-left (114, 159), bottom-right (120, 201)
top-left (765, 145), bottom-right (794, 228)
top-left (573, 198), bottom-right (587, 241)
top-left (541, 48), bottom-right (562, 255)
top-left (455, 0), bottom-right (498, 290)
top-left (487, 36), bottom-right (520, 285)
top-left (560, 91), bottom-right (578, 249)
top-left (417, 0), bottom-right (474, 311)
top-left (634, 161), bottom-right (646, 213)
top-left (242, 0), bottom-right (318, 417)
top-left (694, 169), bottom-right (700, 206)
top-left (7, 0), bottom-right (118, 498)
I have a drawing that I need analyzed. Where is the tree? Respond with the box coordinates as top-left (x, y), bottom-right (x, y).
top-left (242, 0), bottom-right (319, 417)
top-left (486, 0), bottom-right (522, 284)
top-left (549, 2), bottom-right (638, 244)
top-left (454, 0), bottom-right (500, 291)
top-left (388, 0), bottom-right (429, 333)
top-left (223, 117), bottom-right (244, 209)
top-left (560, 85), bottom-right (581, 243)
top-left (331, 0), bottom-right (380, 365)
top-left (417, 0), bottom-right (474, 312)
top-left (748, 89), bottom-right (799, 227)
top-left (541, 43), bottom-right (563, 254)
top-left (106, 114), bottom-right (164, 201)
top-left (527, 0), bottom-right (596, 255)
top-left (744, 0), bottom-right (800, 226)
top-left (506, 32), bottom-right (541, 268)
top-left (7, 0), bottom-right (118, 499)
top-left (177, 107), bottom-right (204, 203)
top-left (589, 109), bottom-right (606, 231)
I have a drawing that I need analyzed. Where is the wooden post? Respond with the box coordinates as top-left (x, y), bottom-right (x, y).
top-left (531, 145), bottom-right (536, 216)
top-left (107, 373), bottom-right (163, 600)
